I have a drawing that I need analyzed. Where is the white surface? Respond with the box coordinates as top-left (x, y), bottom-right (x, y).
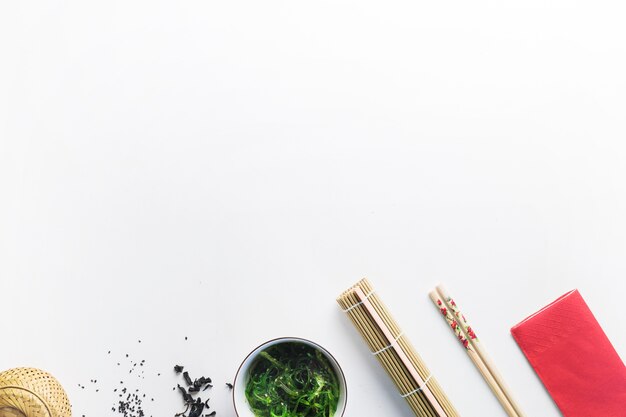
top-left (1, 2), bottom-right (625, 416)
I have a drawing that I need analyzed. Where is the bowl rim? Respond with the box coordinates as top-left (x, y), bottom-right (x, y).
top-left (232, 336), bottom-right (347, 417)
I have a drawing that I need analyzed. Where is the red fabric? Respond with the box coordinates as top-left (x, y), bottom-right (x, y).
top-left (511, 289), bottom-right (626, 417)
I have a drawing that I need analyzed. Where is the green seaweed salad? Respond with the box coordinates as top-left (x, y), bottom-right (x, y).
top-left (245, 342), bottom-right (341, 417)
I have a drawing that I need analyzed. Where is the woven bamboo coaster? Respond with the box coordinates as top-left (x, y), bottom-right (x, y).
top-left (0, 368), bottom-right (71, 417)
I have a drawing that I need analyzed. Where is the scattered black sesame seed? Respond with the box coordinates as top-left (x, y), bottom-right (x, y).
top-left (78, 339), bottom-right (224, 417)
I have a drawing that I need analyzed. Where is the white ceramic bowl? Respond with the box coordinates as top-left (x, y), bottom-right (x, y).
top-left (233, 337), bottom-right (347, 417)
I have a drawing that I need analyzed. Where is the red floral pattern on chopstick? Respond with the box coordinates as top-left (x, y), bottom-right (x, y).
top-left (436, 297), bottom-right (472, 350)
top-left (446, 296), bottom-right (479, 342)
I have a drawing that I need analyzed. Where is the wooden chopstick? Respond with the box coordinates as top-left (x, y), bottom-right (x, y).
top-left (435, 285), bottom-right (526, 417)
top-left (430, 285), bottom-right (526, 417)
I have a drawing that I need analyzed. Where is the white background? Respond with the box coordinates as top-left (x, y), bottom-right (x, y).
top-left (1, 2), bottom-right (625, 417)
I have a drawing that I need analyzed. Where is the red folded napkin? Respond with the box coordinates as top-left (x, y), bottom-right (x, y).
top-left (511, 289), bottom-right (626, 417)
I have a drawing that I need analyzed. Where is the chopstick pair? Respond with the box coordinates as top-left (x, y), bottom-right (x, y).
top-left (429, 285), bottom-right (526, 417)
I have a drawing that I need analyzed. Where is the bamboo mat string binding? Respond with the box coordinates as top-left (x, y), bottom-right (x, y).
top-left (372, 332), bottom-right (404, 355)
top-left (402, 374), bottom-right (433, 398)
